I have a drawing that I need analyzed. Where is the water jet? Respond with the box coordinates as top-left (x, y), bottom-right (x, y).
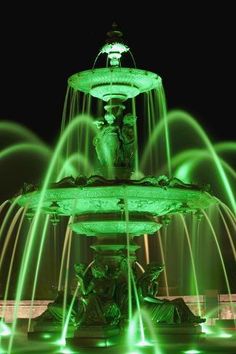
top-left (0, 23), bottom-right (235, 354)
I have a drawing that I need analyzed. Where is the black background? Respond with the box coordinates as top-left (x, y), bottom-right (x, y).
top-left (0, 2), bottom-right (235, 144)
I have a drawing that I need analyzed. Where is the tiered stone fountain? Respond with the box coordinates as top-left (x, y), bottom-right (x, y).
top-left (15, 24), bottom-right (215, 347)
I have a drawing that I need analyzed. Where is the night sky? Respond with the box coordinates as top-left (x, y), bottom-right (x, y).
top-left (0, 3), bottom-right (235, 145)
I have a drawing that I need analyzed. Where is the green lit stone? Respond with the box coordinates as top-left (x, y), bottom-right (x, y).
top-left (70, 219), bottom-right (161, 237)
top-left (68, 68), bottom-right (161, 101)
top-left (101, 42), bottom-right (129, 55)
top-left (71, 212), bottom-right (161, 237)
top-left (91, 83), bottom-right (139, 101)
top-left (17, 184), bottom-right (215, 217)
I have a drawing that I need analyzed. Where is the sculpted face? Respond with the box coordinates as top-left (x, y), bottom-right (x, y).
top-left (147, 264), bottom-right (164, 278)
top-left (104, 113), bottom-right (116, 125)
top-left (91, 264), bottom-right (108, 278)
top-left (74, 263), bottom-right (86, 275)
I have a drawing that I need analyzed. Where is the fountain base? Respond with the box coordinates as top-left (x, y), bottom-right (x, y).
top-left (66, 323), bottom-right (203, 348)
top-left (68, 325), bottom-right (121, 347)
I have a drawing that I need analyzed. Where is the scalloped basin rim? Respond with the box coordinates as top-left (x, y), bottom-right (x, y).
top-left (68, 67), bottom-right (161, 100)
top-left (16, 184), bottom-right (216, 217)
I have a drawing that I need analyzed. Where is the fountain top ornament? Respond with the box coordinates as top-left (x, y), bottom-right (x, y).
top-left (68, 23), bottom-right (161, 102)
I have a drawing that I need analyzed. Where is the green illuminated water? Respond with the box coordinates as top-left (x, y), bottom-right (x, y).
top-left (1, 108), bottom-right (236, 351)
top-left (0, 32), bottom-right (236, 353)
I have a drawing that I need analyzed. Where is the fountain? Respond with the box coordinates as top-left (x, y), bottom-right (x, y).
top-left (0, 24), bottom-right (236, 353)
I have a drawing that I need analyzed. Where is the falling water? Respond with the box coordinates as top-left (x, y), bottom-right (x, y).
top-left (0, 27), bottom-right (235, 354)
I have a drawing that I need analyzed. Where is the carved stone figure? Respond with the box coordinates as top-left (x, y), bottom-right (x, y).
top-left (121, 113), bottom-right (136, 169)
top-left (137, 263), bottom-right (205, 325)
top-left (79, 263), bottom-right (121, 326)
top-left (93, 116), bottom-right (122, 167)
top-left (93, 112), bottom-right (137, 171)
top-left (35, 290), bottom-right (77, 326)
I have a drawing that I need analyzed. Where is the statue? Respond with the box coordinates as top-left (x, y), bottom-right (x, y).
top-left (120, 113), bottom-right (136, 169)
top-left (137, 263), bottom-right (206, 325)
top-left (35, 290), bottom-right (77, 326)
top-left (78, 262), bottom-right (121, 326)
top-left (93, 114), bottom-right (122, 168)
top-left (93, 112), bottom-right (137, 172)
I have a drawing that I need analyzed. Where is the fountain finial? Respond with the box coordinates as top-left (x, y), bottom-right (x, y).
top-left (101, 23), bottom-right (129, 67)
top-left (106, 22), bottom-right (124, 43)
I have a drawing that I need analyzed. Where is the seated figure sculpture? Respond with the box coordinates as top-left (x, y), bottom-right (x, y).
top-left (34, 290), bottom-right (78, 326)
top-left (137, 263), bottom-right (205, 325)
top-left (75, 262), bottom-right (121, 327)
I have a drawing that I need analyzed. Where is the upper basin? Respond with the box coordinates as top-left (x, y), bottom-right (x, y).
top-left (68, 67), bottom-right (161, 101)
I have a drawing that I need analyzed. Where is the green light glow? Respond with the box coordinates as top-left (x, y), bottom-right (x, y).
top-left (2, 28), bottom-right (236, 354)
top-left (169, 143), bottom-right (236, 176)
top-left (157, 229), bottom-right (170, 296)
top-left (55, 338), bottom-right (66, 346)
top-left (62, 232), bottom-right (72, 333)
top-left (201, 323), bottom-right (213, 335)
top-left (0, 200), bottom-right (9, 214)
top-left (60, 277), bottom-right (78, 347)
top-left (0, 207), bottom-right (23, 272)
top-left (180, 215), bottom-right (201, 316)
top-left (0, 121), bottom-right (43, 144)
top-left (17, 184), bottom-right (215, 218)
top-left (91, 83), bottom-right (139, 102)
top-left (101, 42), bottom-right (129, 54)
top-left (140, 110), bottom-right (235, 213)
top-left (58, 152), bottom-right (91, 178)
top-left (156, 86), bottom-right (172, 176)
top-left (138, 310), bottom-right (162, 354)
top-left (0, 142), bottom-right (51, 161)
top-left (174, 150), bottom-right (236, 183)
top-left (0, 207), bottom-right (26, 323)
top-left (175, 161), bottom-right (194, 181)
top-left (68, 68), bottom-right (161, 101)
top-left (0, 322), bottom-right (11, 337)
top-left (130, 276), bottom-right (146, 343)
top-left (7, 116), bottom-right (95, 354)
top-left (27, 215), bottom-right (50, 331)
top-left (71, 219), bottom-right (161, 236)
top-left (58, 216), bottom-right (73, 290)
top-left (202, 210), bottom-right (234, 320)
top-left (124, 195), bottom-right (133, 339)
top-left (137, 340), bottom-right (152, 347)
top-left (219, 208), bottom-right (236, 262)
top-left (96, 340), bottom-right (107, 347)
top-left (218, 332), bottom-right (232, 338)
top-left (0, 197), bottom-right (21, 243)
top-left (215, 141), bottom-right (236, 154)
top-left (59, 348), bottom-right (75, 354)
